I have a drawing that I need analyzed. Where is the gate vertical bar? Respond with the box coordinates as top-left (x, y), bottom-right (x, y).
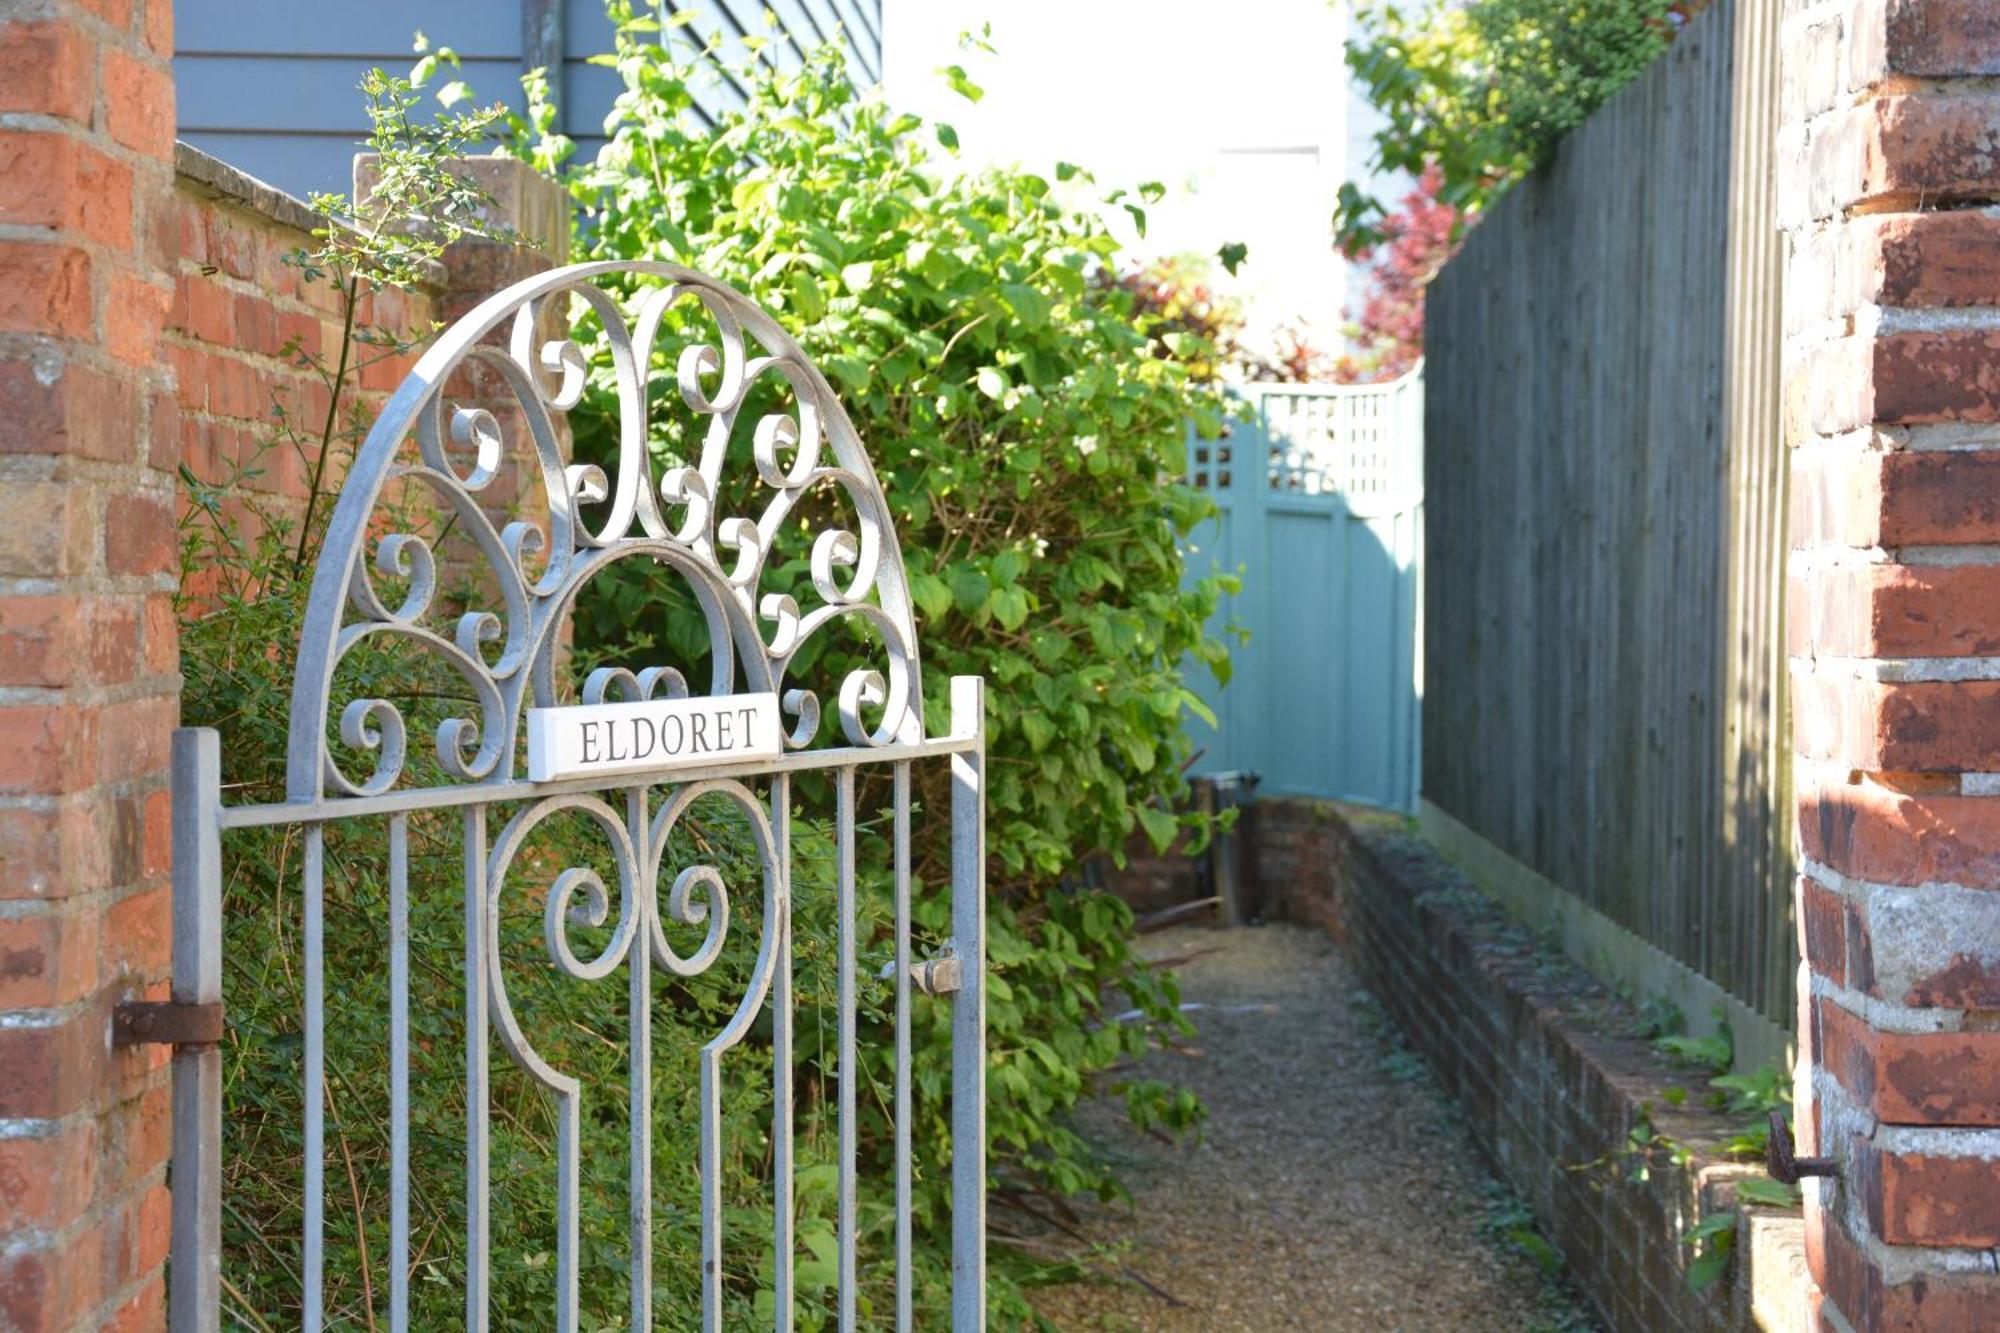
top-left (464, 806), bottom-right (490, 1332)
top-left (892, 759), bottom-right (912, 1333)
top-left (388, 813), bottom-right (411, 1332)
top-left (835, 765), bottom-right (858, 1333)
top-left (303, 823), bottom-right (325, 1331)
top-left (169, 728), bottom-right (223, 1333)
top-left (771, 775), bottom-right (794, 1332)
top-left (949, 678), bottom-right (986, 1330)
top-left (627, 788), bottom-right (652, 1333)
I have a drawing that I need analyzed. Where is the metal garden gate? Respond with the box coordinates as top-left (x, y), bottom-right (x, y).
top-left (1182, 370), bottom-right (1424, 809)
top-left (155, 261), bottom-right (987, 1329)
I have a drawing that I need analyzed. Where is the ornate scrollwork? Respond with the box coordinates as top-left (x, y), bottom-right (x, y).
top-left (284, 261), bottom-right (927, 803)
top-left (484, 779), bottom-right (780, 1099)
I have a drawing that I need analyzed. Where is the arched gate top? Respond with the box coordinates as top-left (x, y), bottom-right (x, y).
top-left (285, 259), bottom-right (926, 804)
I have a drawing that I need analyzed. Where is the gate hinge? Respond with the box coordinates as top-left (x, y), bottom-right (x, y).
top-left (113, 1000), bottom-right (226, 1048)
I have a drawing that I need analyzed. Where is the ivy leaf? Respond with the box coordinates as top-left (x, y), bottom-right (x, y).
top-left (1217, 241), bottom-right (1249, 275)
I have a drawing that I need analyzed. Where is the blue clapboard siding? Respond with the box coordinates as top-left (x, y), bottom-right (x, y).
top-left (175, 0), bottom-right (884, 198)
top-left (1182, 377), bottom-right (1425, 810)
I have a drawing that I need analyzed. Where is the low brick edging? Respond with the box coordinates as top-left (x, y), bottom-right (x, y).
top-left (1265, 800), bottom-right (1808, 1332)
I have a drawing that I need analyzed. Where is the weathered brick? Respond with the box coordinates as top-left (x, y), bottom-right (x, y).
top-left (1816, 997), bottom-right (2000, 1124)
top-left (0, 997), bottom-right (111, 1119)
top-left (0, 358), bottom-right (141, 463)
top-left (0, 241), bottom-right (93, 339)
top-left (1800, 874), bottom-right (1849, 988)
top-left (1878, 449), bottom-right (2000, 546)
top-left (1793, 672), bottom-right (2000, 772)
top-left (1875, 331), bottom-right (2000, 424)
top-left (1799, 774), bottom-right (2000, 887)
top-left (1874, 211), bottom-right (2000, 309)
top-left (1792, 562), bottom-right (2000, 659)
top-left (101, 45), bottom-right (172, 158)
top-left (140, 0), bottom-right (170, 57)
top-left (0, 705), bottom-right (99, 797)
top-left (102, 488), bottom-right (175, 578)
top-left (1879, 0), bottom-right (2000, 77)
top-left (1855, 1140), bottom-right (2000, 1247)
top-left (0, 1119), bottom-right (95, 1233)
top-left (0, 20), bottom-right (94, 123)
top-left (106, 271), bottom-right (172, 369)
top-left (103, 883), bottom-right (166, 980)
top-left (0, 133), bottom-right (132, 249)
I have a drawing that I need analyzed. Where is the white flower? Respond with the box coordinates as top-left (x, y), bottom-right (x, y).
top-left (1075, 434), bottom-right (1099, 457)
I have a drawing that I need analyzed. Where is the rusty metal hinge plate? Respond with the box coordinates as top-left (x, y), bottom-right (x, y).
top-left (113, 1000), bottom-right (226, 1048)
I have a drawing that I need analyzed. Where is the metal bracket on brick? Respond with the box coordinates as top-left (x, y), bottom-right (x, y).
top-left (112, 1000), bottom-right (226, 1048)
top-left (1765, 1109), bottom-right (1838, 1184)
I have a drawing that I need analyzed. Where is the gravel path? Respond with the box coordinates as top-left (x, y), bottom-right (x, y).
top-left (1030, 922), bottom-right (1592, 1332)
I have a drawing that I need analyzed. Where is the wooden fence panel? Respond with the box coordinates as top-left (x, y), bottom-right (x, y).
top-left (1423, 0), bottom-right (1791, 1028)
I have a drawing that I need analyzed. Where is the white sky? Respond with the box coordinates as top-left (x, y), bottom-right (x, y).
top-left (881, 0), bottom-right (1364, 358)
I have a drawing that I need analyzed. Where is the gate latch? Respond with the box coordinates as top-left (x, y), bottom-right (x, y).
top-left (879, 943), bottom-right (962, 996)
top-left (113, 1000), bottom-right (226, 1049)
top-left (1765, 1110), bottom-right (1837, 1185)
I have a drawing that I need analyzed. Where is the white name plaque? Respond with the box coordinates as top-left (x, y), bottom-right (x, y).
top-left (526, 692), bottom-right (783, 782)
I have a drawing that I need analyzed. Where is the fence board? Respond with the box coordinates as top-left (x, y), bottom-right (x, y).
top-left (1423, 0), bottom-right (1792, 1028)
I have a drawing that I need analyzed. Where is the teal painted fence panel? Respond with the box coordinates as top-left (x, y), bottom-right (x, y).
top-left (1183, 374), bottom-right (1424, 809)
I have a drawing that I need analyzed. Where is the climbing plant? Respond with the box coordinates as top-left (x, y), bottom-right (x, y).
top-left (1336, 0), bottom-right (1702, 250)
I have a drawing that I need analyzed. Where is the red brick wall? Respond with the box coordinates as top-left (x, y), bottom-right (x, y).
top-left (0, 1), bottom-right (179, 1328)
top-left (1781, 0), bottom-right (2000, 1327)
top-left (165, 147), bottom-right (439, 583)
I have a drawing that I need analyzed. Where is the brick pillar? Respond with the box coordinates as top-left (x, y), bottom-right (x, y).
top-left (0, 0), bottom-right (178, 1328)
top-left (1782, 1), bottom-right (2000, 1328)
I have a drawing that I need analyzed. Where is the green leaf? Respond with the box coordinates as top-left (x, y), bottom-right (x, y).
top-left (909, 572), bottom-right (951, 620)
top-left (840, 260), bottom-right (876, 294)
top-left (937, 63), bottom-right (985, 103)
top-left (1135, 805), bottom-right (1177, 853)
top-left (1217, 240), bottom-right (1249, 275)
top-left (1000, 282), bottom-right (1050, 329)
top-left (788, 271), bottom-right (825, 323)
top-left (947, 567), bottom-right (990, 614)
top-left (1735, 1179), bottom-right (1799, 1208)
top-left (990, 585), bottom-right (1029, 631)
top-left (935, 122), bottom-right (959, 153)
top-left (731, 174), bottom-right (773, 212)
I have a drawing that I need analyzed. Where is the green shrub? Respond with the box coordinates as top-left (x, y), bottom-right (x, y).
top-left (508, 5), bottom-right (1235, 1317)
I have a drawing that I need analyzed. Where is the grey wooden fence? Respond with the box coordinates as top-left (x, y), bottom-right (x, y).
top-left (1422, 0), bottom-right (1791, 1030)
